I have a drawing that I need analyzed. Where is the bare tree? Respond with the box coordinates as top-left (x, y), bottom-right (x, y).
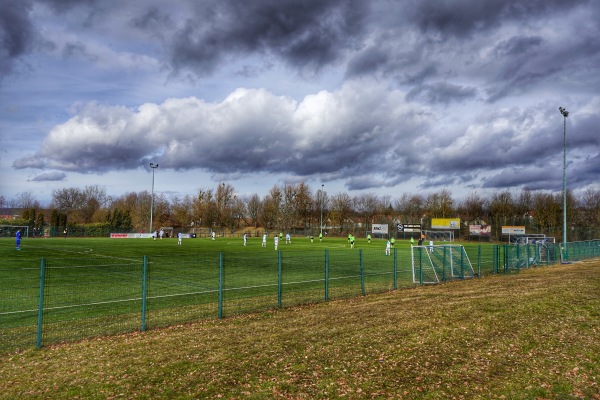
top-left (259, 185), bottom-right (282, 231)
top-left (355, 193), bottom-right (380, 231)
top-left (395, 193), bottom-right (426, 224)
top-left (215, 183), bottom-right (236, 230)
top-left (111, 191), bottom-right (152, 231)
top-left (489, 190), bottom-right (515, 238)
top-left (532, 192), bottom-right (560, 234)
top-left (246, 193), bottom-right (262, 228)
top-left (51, 188), bottom-right (84, 212)
top-left (171, 195), bottom-right (194, 229)
top-left (281, 183), bottom-right (298, 232)
top-left (80, 185), bottom-right (110, 223)
top-left (232, 196), bottom-right (247, 229)
top-left (425, 189), bottom-right (454, 218)
top-left (193, 189), bottom-right (216, 229)
top-left (580, 187), bottom-right (600, 226)
top-left (11, 192), bottom-right (41, 209)
top-left (458, 191), bottom-right (487, 223)
top-left (294, 182), bottom-right (313, 230)
top-left (330, 192), bottom-right (353, 234)
top-left (153, 193), bottom-right (172, 228)
top-left (514, 189), bottom-right (534, 225)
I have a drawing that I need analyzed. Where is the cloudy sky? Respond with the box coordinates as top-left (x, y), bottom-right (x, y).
top-left (1, 0), bottom-right (599, 206)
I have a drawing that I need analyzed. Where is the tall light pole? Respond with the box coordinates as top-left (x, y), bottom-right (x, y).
top-left (559, 107), bottom-right (569, 260)
top-left (149, 163), bottom-right (159, 233)
top-left (320, 184), bottom-right (324, 236)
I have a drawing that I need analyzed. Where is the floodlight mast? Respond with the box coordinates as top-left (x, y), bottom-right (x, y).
top-left (559, 107), bottom-right (568, 260)
top-left (149, 163), bottom-right (159, 233)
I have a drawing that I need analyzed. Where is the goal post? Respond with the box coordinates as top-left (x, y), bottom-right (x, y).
top-left (507, 236), bottom-right (558, 269)
top-left (0, 225), bottom-right (30, 238)
top-left (422, 229), bottom-right (454, 242)
top-left (158, 227), bottom-right (174, 238)
top-left (411, 244), bottom-right (474, 284)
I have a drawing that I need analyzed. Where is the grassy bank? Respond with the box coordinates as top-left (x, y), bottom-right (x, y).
top-left (1, 260), bottom-right (599, 399)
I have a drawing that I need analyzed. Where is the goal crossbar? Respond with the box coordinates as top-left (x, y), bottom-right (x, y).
top-left (422, 229), bottom-right (454, 242)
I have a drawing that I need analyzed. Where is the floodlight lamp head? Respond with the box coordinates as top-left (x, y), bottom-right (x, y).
top-left (559, 107), bottom-right (569, 117)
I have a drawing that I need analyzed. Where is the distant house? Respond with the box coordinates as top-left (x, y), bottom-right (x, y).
top-left (0, 208), bottom-right (21, 221)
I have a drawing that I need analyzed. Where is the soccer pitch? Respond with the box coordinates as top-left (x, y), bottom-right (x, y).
top-left (1, 235), bottom-right (420, 352)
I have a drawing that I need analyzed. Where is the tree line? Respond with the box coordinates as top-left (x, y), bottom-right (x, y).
top-left (1, 184), bottom-right (599, 241)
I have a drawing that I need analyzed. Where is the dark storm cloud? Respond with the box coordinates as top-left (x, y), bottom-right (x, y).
top-left (482, 168), bottom-right (561, 191)
top-left (344, 46), bottom-right (389, 78)
top-left (409, 0), bottom-right (582, 39)
top-left (346, 175), bottom-right (387, 191)
top-left (0, 0), bottom-right (35, 79)
top-left (493, 36), bottom-right (543, 58)
top-left (406, 82), bottom-right (477, 105)
top-left (5, 0), bottom-right (600, 199)
top-left (344, 0), bottom-right (600, 105)
top-left (39, 0), bottom-right (99, 12)
top-left (166, 0), bottom-right (368, 76)
top-left (130, 6), bottom-right (174, 33)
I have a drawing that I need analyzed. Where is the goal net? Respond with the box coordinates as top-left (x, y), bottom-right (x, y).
top-left (158, 227), bottom-right (174, 238)
top-left (506, 236), bottom-right (557, 270)
top-left (411, 244), bottom-right (474, 284)
top-left (513, 235), bottom-right (555, 245)
top-left (0, 225), bottom-right (30, 238)
top-left (422, 230), bottom-right (454, 242)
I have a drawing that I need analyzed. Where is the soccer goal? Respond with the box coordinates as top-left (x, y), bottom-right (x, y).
top-left (159, 227), bottom-right (174, 238)
top-left (507, 236), bottom-right (557, 269)
top-left (513, 235), bottom-right (555, 245)
top-left (411, 244), bottom-right (474, 284)
top-left (422, 229), bottom-right (454, 242)
top-left (0, 225), bottom-right (29, 238)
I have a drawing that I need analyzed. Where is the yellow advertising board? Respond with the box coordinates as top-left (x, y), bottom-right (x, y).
top-left (431, 218), bottom-right (461, 229)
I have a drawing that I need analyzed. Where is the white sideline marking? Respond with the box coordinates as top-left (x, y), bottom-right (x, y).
top-left (0, 274), bottom-right (370, 316)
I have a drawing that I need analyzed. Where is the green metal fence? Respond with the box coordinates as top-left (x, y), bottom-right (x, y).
top-left (2, 241), bottom-right (599, 353)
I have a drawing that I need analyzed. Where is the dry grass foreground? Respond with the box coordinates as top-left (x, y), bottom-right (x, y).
top-left (1, 261), bottom-right (599, 399)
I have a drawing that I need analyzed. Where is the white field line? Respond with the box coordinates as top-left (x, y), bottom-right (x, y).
top-left (10, 242), bottom-right (142, 264)
top-left (0, 274), bottom-right (366, 316)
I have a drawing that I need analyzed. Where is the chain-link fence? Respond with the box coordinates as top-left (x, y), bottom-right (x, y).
top-left (2, 240), bottom-right (599, 353)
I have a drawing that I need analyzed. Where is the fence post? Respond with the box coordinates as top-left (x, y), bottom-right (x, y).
top-left (218, 252), bottom-right (223, 319)
top-left (419, 248), bottom-right (423, 285)
top-left (441, 246), bottom-right (447, 282)
top-left (277, 250), bottom-right (282, 308)
top-left (141, 255), bottom-right (148, 332)
top-left (324, 249), bottom-right (329, 301)
top-left (460, 246), bottom-right (464, 278)
top-left (393, 247), bottom-right (397, 290)
top-left (359, 249), bottom-right (365, 296)
top-left (477, 245), bottom-right (481, 277)
top-left (36, 258), bottom-right (46, 349)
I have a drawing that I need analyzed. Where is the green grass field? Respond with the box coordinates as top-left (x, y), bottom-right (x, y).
top-left (5, 235), bottom-right (490, 353)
